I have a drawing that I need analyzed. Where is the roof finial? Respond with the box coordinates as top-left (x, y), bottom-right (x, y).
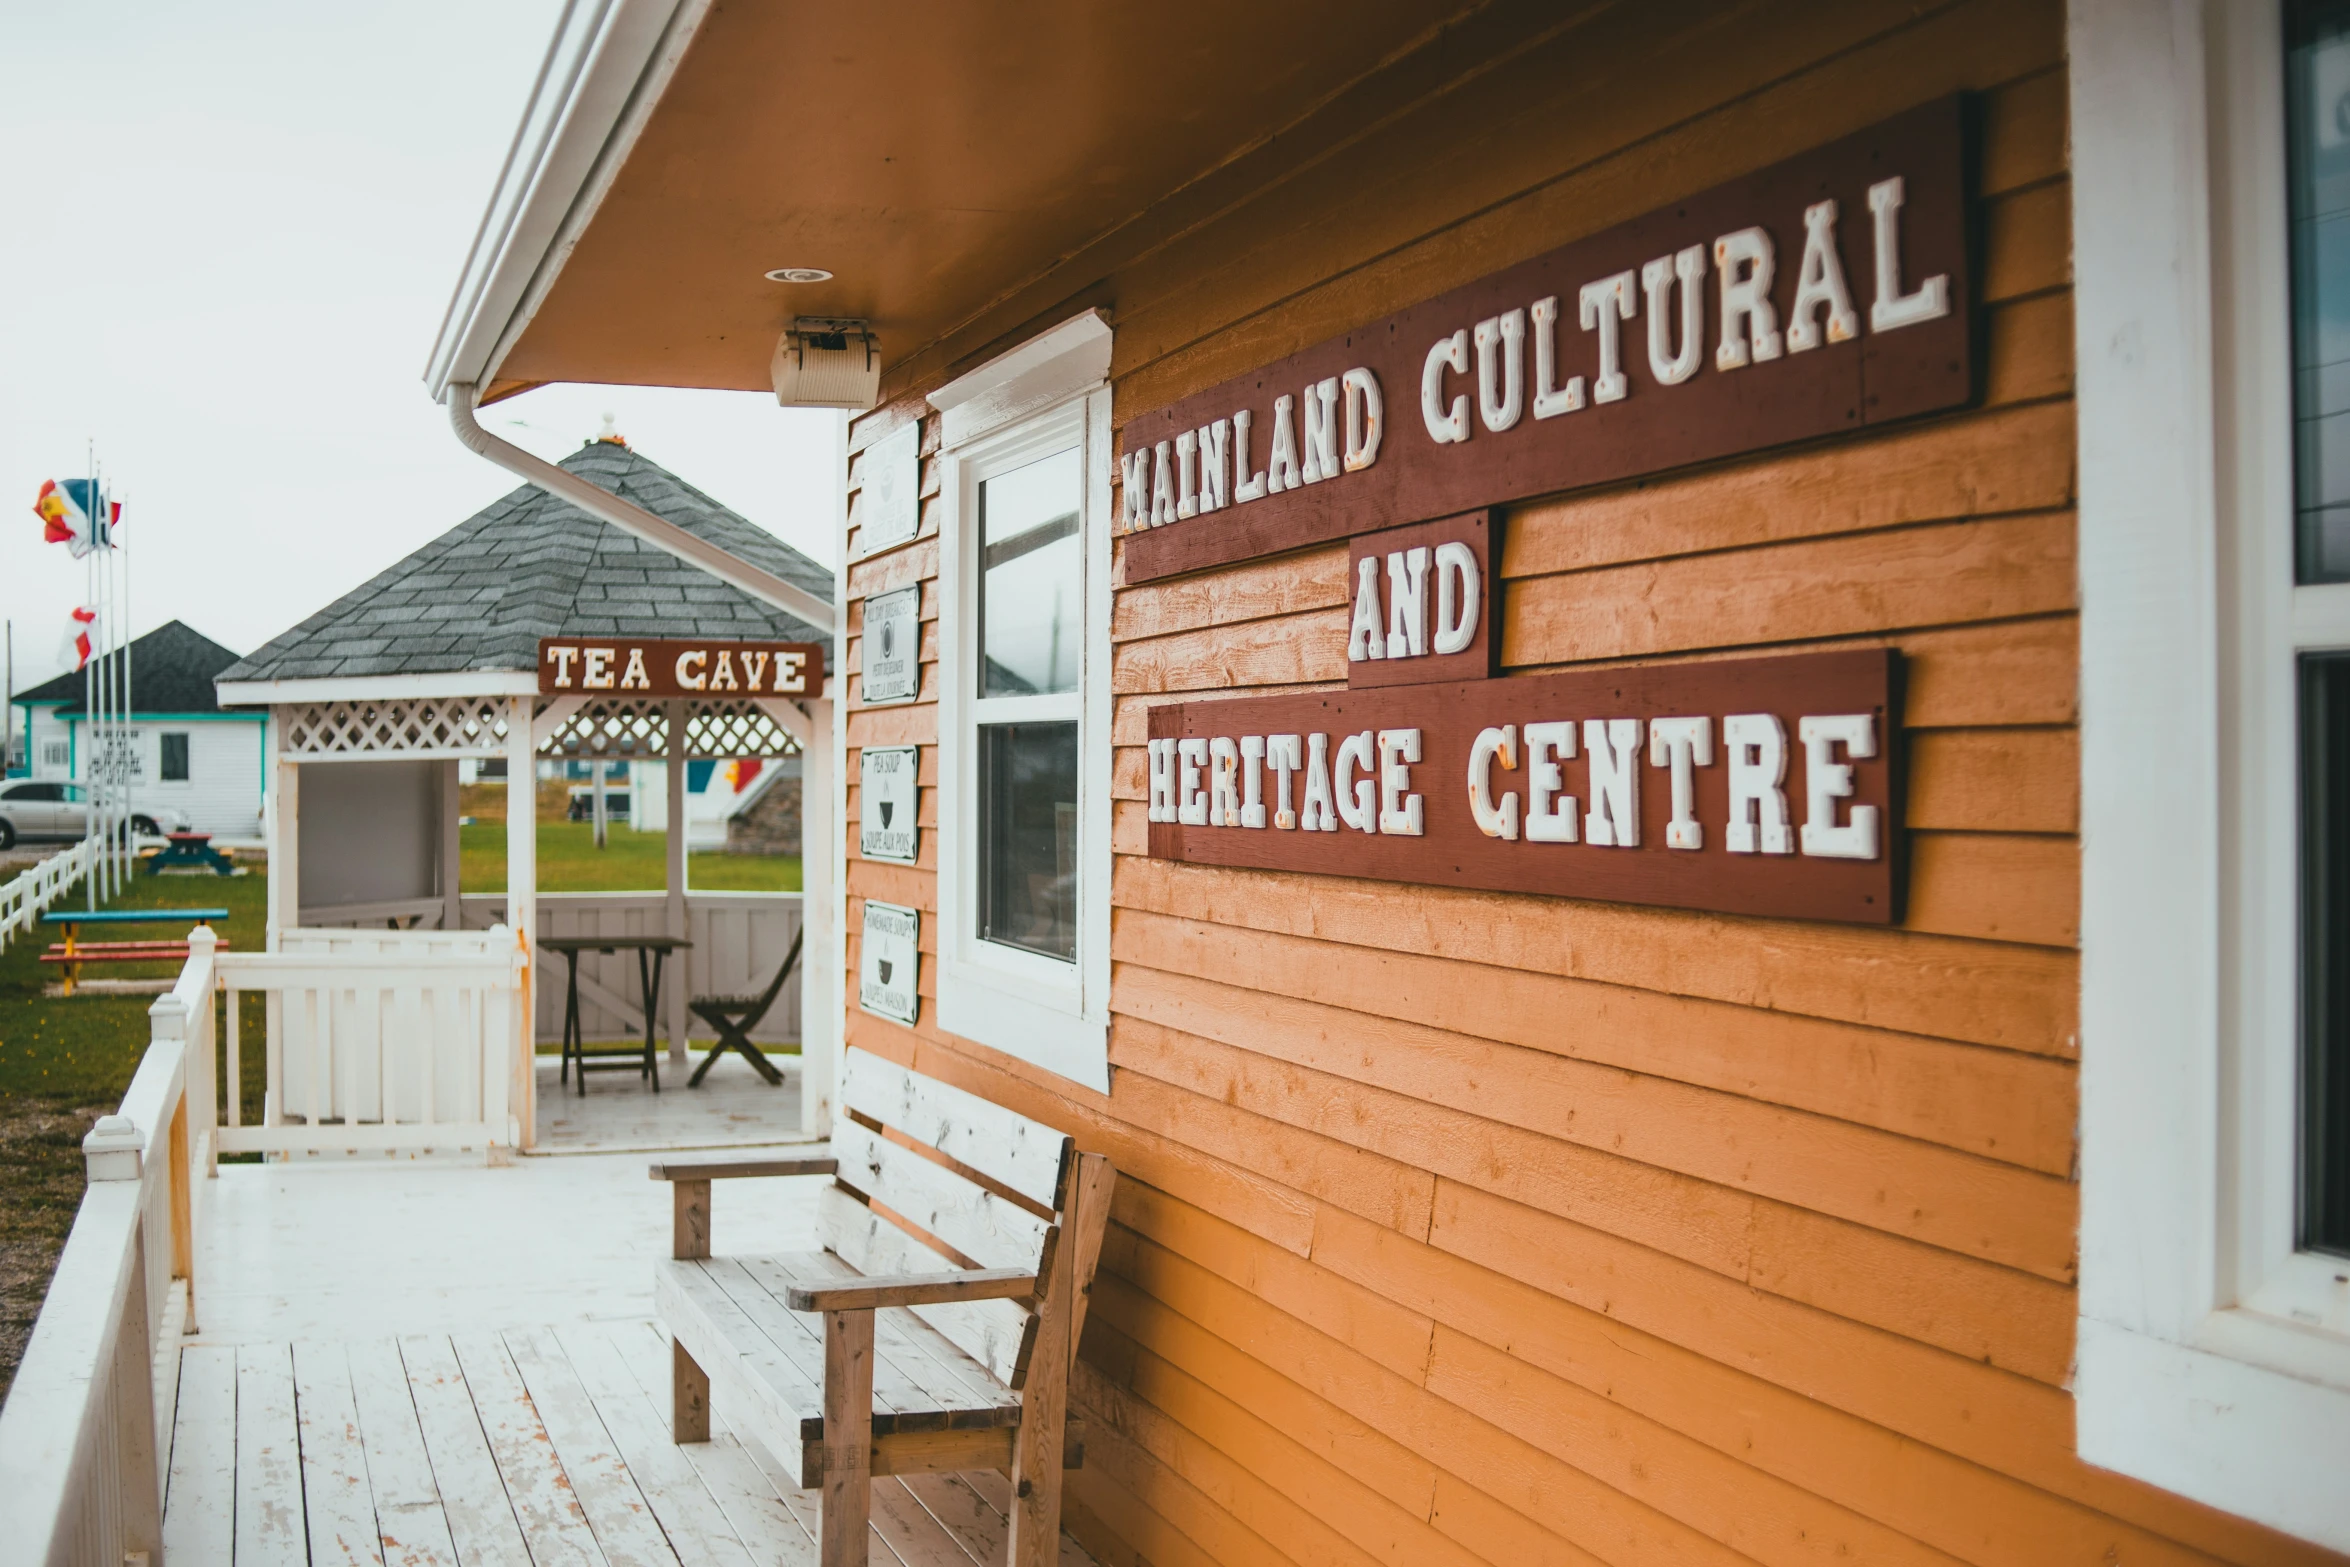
top-left (596, 411), bottom-right (627, 447)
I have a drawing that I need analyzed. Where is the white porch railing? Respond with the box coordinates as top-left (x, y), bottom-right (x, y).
top-left (0, 837), bottom-right (98, 952)
top-left (0, 934), bottom-right (212, 1566)
top-left (220, 925), bottom-right (528, 1158)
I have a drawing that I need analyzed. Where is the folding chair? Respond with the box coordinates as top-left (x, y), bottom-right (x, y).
top-left (687, 927), bottom-right (803, 1087)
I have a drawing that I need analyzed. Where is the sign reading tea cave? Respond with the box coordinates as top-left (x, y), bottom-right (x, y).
top-left (860, 745), bottom-right (919, 862)
top-left (859, 900), bottom-right (920, 1024)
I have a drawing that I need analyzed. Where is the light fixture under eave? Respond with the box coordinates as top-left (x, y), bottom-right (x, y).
top-left (773, 316), bottom-right (880, 409)
top-left (765, 266), bottom-right (833, 283)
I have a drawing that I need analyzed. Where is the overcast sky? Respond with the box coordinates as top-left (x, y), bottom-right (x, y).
top-left (1, 1), bottom-right (841, 695)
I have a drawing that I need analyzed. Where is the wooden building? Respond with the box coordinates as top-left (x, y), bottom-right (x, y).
top-left (419, 1), bottom-right (2350, 1561)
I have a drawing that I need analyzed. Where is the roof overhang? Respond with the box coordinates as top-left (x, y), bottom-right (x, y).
top-left (214, 672), bottom-right (541, 708)
top-left (426, 0), bottom-right (1503, 404)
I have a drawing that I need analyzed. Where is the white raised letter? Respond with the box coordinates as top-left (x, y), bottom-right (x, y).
top-left (1467, 724), bottom-right (1520, 841)
top-left (1798, 714), bottom-right (1879, 859)
top-left (1422, 329), bottom-right (1472, 443)
top-left (1334, 731), bottom-right (1378, 834)
top-left (1348, 557), bottom-right (1385, 663)
top-left (1120, 449), bottom-right (1151, 529)
top-left (1474, 310), bottom-right (1526, 433)
top-left (1175, 429), bottom-right (1199, 519)
top-left (1233, 409), bottom-right (1268, 503)
top-left (1647, 716), bottom-right (1712, 850)
top-left (1786, 199), bottom-right (1859, 352)
top-left (1529, 295), bottom-right (1585, 420)
top-left (1267, 394), bottom-right (1302, 493)
top-left (583, 646), bottom-right (616, 689)
top-left (1240, 735), bottom-right (1268, 828)
top-left (1376, 729), bottom-right (1425, 836)
top-left (547, 645), bottom-right (579, 688)
top-left (1342, 368), bottom-right (1384, 471)
top-left (1583, 718), bottom-right (1642, 847)
top-left (1524, 721), bottom-right (1579, 843)
top-left (1208, 736), bottom-right (1241, 826)
top-left (1177, 738), bottom-right (1210, 826)
top-left (1268, 734), bottom-right (1303, 829)
top-left (1198, 419), bottom-right (1230, 512)
top-left (1151, 440), bottom-right (1179, 526)
top-left (1147, 738), bottom-right (1178, 823)
top-left (1300, 733), bottom-right (1339, 832)
top-left (1301, 377), bottom-right (1340, 484)
top-left (1723, 713), bottom-right (1793, 854)
top-left (1579, 272), bottom-right (1636, 404)
top-left (1867, 176), bottom-right (1950, 332)
top-left (1714, 227), bottom-right (1783, 370)
top-left (1385, 548), bottom-right (1430, 660)
top-left (1432, 541), bottom-right (1479, 656)
top-left (1642, 245), bottom-right (1707, 386)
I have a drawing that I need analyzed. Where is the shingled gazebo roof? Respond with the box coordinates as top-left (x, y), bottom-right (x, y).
top-left (217, 439), bottom-right (832, 687)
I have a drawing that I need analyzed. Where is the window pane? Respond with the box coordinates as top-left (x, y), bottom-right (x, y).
top-left (978, 447), bottom-right (1081, 696)
top-left (979, 721), bottom-right (1077, 962)
top-left (2301, 655), bottom-right (2350, 1256)
top-left (2289, 3), bottom-right (2350, 579)
top-left (160, 733), bottom-right (189, 782)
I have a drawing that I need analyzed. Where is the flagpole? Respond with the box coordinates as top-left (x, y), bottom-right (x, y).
top-left (120, 497), bottom-right (133, 878)
top-left (83, 538), bottom-right (96, 910)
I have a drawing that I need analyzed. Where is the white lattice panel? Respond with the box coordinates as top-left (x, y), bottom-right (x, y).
top-left (536, 698), bottom-right (799, 760)
top-left (278, 698), bottom-right (511, 758)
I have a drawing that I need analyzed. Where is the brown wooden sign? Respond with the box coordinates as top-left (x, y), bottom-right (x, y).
top-left (537, 637), bottom-right (822, 698)
top-left (1120, 96), bottom-right (1975, 585)
top-left (1346, 511), bottom-right (1498, 688)
top-left (1147, 649), bottom-right (1901, 924)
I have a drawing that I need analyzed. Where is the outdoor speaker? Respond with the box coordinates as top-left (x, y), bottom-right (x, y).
top-left (772, 317), bottom-right (881, 409)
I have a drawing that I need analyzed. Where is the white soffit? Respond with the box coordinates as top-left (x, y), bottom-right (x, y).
top-left (927, 309), bottom-right (1114, 447)
top-left (214, 672), bottom-right (540, 707)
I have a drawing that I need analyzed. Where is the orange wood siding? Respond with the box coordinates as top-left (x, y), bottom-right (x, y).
top-left (841, 4), bottom-right (2344, 1564)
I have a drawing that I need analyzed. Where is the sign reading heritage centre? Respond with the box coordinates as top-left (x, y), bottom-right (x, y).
top-left (1147, 649), bottom-right (1901, 924)
top-left (1119, 97), bottom-right (1975, 584)
top-left (538, 638), bottom-right (823, 698)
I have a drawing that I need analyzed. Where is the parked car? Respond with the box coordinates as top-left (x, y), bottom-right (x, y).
top-left (0, 781), bottom-right (189, 849)
top-left (564, 786), bottom-right (631, 822)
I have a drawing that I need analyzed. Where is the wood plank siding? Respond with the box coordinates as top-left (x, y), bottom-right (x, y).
top-left (839, 5), bottom-right (2341, 1566)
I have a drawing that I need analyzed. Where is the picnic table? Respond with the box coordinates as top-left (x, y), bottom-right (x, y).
top-left (543, 933), bottom-right (692, 1095)
top-left (146, 832), bottom-right (236, 875)
top-left (40, 908), bottom-right (231, 996)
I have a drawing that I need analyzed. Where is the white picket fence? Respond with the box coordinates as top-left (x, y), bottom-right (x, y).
top-left (0, 837), bottom-right (98, 952)
top-left (0, 931), bottom-right (213, 1567)
top-left (217, 925), bottom-right (529, 1158)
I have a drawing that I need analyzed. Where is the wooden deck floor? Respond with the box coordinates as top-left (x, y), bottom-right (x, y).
top-left (533, 1050), bottom-right (810, 1155)
top-left (163, 1318), bottom-right (1093, 1567)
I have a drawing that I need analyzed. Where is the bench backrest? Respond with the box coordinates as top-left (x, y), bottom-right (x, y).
top-left (823, 1047), bottom-right (1112, 1391)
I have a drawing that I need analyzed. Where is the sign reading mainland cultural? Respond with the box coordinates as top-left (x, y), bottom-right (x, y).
top-left (858, 901), bottom-right (921, 1024)
top-left (537, 637), bottom-right (822, 698)
top-left (1119, 98), bottom-right (1975, 583)
top-left (859, 746), bottom-right (919, 863)
top-left (860, 585), bottom-right (920, 704)
top-left (1148, 649), bottom-right (1901, 924)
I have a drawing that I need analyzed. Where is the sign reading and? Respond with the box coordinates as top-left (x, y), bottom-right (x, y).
top-left (1119, 97), bottom-right (1975, 584)
top-left (1147, 649), bottom-right (1900, 925)
top-left (538, 638), bottom-right (822, 698)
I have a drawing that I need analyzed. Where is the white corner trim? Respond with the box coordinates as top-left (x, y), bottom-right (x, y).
top-left (927, 309), bottom-right (1114, 448)
top-left (214, 672), bottom-right (540, 706)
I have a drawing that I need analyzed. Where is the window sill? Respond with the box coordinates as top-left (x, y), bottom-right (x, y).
top-left (936, 954), bottom-right (1108, 1096)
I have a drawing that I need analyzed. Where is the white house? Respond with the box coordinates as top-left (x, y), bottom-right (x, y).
top-left (11, 619), bottom-right (267, 838)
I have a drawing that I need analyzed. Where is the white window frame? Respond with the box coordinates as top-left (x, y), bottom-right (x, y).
top-left (2074, 0), bottom-right (2350, 1549)
top-left (928, 313), bottom-right (1114, 1093)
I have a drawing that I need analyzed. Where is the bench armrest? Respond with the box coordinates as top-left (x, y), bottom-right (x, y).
top-left (784, 1267), bottom-right (1037, 1312)
top-left (650, 1154), bottom-right (837, 1181)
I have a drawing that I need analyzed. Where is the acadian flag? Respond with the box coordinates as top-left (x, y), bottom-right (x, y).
top-left (31, 479), bottom-right (106, 558)
top-left (59, 605), bottom-right (97, 672)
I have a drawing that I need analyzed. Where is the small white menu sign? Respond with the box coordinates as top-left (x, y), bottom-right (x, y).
top-left (861, 584), bottom-right (919, 705)
top-left (860, 746), bottom-right (919, 863)
top-left (859, 419), bottom-right (921, 557)
top-left (859, 900), bottom-right (920, 1024)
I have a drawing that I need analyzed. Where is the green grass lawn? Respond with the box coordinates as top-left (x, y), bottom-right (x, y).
top-left (460, 821), bottom-right (800, 894)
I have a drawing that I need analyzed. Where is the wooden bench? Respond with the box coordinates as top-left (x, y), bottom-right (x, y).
top-left (652, 1046), bottom-right (1114, 1567)
top-left (39, 910), bottom-right (232, 995)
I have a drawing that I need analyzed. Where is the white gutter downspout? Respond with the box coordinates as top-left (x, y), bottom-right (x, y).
top-left (447, 382), bottom-right (836, 634)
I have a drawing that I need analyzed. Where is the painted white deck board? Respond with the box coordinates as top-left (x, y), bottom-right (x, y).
top-left (163, 1343), bottom-right (238, 1563)
top-left (451, 1331), bottom-right (611, 1567)
top-left (236, 1342), bottom-right (309, 1567)
top-left (400, 1334), bottom-right (536, 1567)
top-left (345, 1338), bottom-right (463, 1567)
top-left (534, 1052), bottom-right (807, 1155)
top-left (292, 1340), bottom-right (389, 1567)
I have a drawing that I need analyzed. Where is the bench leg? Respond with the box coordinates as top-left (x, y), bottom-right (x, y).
top-left (673, 1337), bottom-right (710, 1443)
top-left (1008, 1172), bottom-right (1080, 1567)
top-left (822, 1309), bottom-right (874, 1567)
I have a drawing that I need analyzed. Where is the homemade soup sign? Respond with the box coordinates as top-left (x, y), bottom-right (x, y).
top-left (537, 638), bottom-right (822, 697)
top-left (1135, 101), bottom-right (1966, 925)
top-left (1119, 98), bottom-right (1974, 583)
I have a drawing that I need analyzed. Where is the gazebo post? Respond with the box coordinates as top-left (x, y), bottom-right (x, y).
top-left (439, 759), bottom-right (463, 932)
top-left (665, 699), bottom-right (689, 1064)
top-left (505, 696), bottom-right (538, 1147)
top-left (265, 711), bottom-right (297, 948)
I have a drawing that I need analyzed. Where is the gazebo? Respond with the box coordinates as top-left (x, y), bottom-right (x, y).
top-left (214, 436), bottom-right (837, 1146)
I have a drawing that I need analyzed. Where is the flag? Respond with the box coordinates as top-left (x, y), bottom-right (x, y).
top-left (59, 606), bottom-right (97, 672)
top-left (32, 479), bottom-right (112, 555)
